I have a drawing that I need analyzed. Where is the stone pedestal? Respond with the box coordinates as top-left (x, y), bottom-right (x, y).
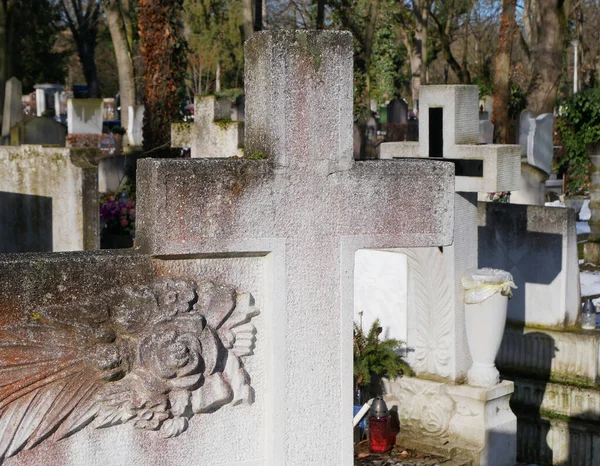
top-left (384, 378), bottom-right (516, 466)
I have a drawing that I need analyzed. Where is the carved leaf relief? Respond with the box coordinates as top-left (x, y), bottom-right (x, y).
top-left (403, 248), bottom-right (453, 378)
top-left (0, 279), bottom-right (260, 460)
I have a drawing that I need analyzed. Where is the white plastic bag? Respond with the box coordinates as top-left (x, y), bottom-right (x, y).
top-left (462, 268), bottom-right (517, 304)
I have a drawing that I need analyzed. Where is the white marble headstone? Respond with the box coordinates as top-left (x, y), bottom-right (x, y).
top-left (354, 249), bottom-right (408, 342)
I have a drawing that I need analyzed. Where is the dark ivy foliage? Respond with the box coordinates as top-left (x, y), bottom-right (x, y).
top-left (353, 319), bottom-right (412, 391)
top-left (556, 89), bottom-right (600, 193)
top-left (139, 0), bottom-right (188, 158)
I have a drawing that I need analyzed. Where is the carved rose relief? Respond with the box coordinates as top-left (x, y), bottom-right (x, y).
top-left (0, 279), bottom-right (259, 460)
top-left (387, 379), bottom-right (455, 439)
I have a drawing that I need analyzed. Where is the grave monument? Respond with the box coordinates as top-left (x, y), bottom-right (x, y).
top-left (512, 110), bottom-right (555, 205)
top-left (171, 95), bottom-right (244, 158)
top-left (0, 31), bottom-right (454, 465)
top-left (1, 77), bottom-right (23, 139)
top-left (377, 85), bottom-right (520, 465)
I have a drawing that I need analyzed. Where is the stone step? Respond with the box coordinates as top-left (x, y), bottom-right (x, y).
top-left (497, 324), bottom-right (600, 386)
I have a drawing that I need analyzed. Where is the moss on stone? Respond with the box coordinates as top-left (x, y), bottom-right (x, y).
top-left (539, 409), bottom-right (571, 422)
top-left (296, 33), bottom-right (323, 72)
top-left (245, 152), bottom-right (266, 160)
top-left (214, 119), bottom-right (236, 130)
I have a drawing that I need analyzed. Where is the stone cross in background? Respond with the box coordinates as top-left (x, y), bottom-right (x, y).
top-left (171, 94), bottom-right (244, 158)
top-left (378, 85), bottom-right (520, 465)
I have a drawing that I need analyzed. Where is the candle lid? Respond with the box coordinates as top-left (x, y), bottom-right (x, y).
top-left (369, 396), bottom-right (389, 418)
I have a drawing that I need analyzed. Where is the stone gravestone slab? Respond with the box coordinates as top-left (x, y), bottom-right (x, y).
top-left (478, 203), bottom-right (580, 327)
top-left (518, 109), bottom-right (535, 155)
top-left (479, 120), bottom-right (494, 144)
top-left (2, 77), bottom-right (23, 138)
top-left (67, 99), bottom-right (104, 135)
top-left (527, 113), bottom-right (554, 174)
top-left (0, 31), bottom-right (453, 466)
top-left (387, 98), bottom-right (408, 124)
top-left (10, 117), bottom-right (66, 146)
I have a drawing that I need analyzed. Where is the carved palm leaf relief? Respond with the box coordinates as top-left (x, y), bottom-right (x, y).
top-left (403, 248), bottom-right (453, 378)
top-left (0, 279), bottom-right (259, 460)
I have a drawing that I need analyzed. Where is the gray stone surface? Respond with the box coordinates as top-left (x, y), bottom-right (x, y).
top-left (518, 109), bottom-right (535, 155)
top-left (479, 120), bottom-right (493, 144)
top-left (379, 141), bottom-right (419, 159)
top-left (510, 163), bottom-right (549, 206)
top-left (0, 31), bottom-right (455, 466)
top-left (527, 113), bottom-right (554, 174)
top-left (587, 147), bottom-right (600, 248)
top-left (137, 31), bottom-right (454, 466)
top-left (2, 77), bottom-right (23, 137)
top-left (478, 202), bottom-right (580, 328)
top-left (0, 249), bottom-right (267, 466)
top-left (11, 116), bottom-right (66, 146)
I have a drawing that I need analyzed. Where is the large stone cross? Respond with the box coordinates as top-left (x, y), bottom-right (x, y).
top-left (136, 31), bottom-right (454, 465)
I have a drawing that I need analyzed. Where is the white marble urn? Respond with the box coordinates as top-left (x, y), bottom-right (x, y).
top-left (462, 268), bottom-right (516, 387)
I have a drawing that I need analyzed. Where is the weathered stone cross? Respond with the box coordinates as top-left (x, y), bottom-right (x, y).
top-left (136, 31), bottom-right (454, 465)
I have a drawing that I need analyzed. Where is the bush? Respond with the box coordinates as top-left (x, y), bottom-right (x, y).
top-left (353, 319), bottom-right (412, 393)
top-left (556, 89), bottom-right (600, 193)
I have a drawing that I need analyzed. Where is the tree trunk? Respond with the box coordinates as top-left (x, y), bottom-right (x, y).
top-left (0, 0), bottom-right (15, 127)
top-left (401, 30), bottom-right (421, 109)
top-left (79, 38), bottom-right (100, 98)
top-left (139, 0), bottom-right (187, 157)
top-left (105, 0), bottom-right (135, 131)
top-left (315, 0), bottom-right (325, 29)
top-left (527, 0), bottom-right (567, 114)
top-left (254, 0), bottom-right (262, 31)
top-left (419, 2), bottom-right (429, 86)
top-left (492, 0), bottom-right (516, 144)
top-left (362, 0), bottom-right (379, 111)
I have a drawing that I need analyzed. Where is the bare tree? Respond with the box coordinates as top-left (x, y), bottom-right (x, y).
top-left (57, 0), bottom-right (102, 97)
top-left (103, 0), bottom-right (135, 130)
top-left (492, 0), bottom-right (516, 143)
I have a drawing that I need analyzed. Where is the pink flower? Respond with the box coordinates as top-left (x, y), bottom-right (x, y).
top-left (120, 218), bottom-right (129, 227)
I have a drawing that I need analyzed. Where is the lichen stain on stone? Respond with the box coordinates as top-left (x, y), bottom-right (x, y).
top-left (295, 33), bottom-right (323, 74)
